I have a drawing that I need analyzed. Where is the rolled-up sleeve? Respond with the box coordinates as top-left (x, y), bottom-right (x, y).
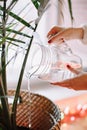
top-left (82, 25), bottom-right (87, 44)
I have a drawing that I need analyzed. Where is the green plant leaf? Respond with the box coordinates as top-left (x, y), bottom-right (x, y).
top-left (0, 52), bottom-right (19, 75)
top-left (68, 0), bottom-right (74, 24)
top-left (31, 0), bottom-right (40, 9)
top-left (0, 36), bottom-right (25, 44)
top-left (6, 28), bottom-right (32, 39)
top-left (9, 12), bottom-right (35, 30)
top-left (0, 127), bottom-right (2, 130)
top-left (7, 0), bottom-right (19, 10)
top-left (0, 5), bottom-right (34, 30)
top-left (33, 0), bottom-right (50, 24)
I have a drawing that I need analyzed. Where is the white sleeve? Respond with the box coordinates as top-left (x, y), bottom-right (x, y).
top-left (81, 25), bottom-right (87, 44)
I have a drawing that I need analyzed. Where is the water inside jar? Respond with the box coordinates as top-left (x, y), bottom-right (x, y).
top-left (28, 42), bottom-right (82, 82)
top-left (39, 60), bottom-right (82, 82)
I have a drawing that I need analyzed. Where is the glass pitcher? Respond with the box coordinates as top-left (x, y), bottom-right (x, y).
top-left (28, 41), bottom-right (82, 82)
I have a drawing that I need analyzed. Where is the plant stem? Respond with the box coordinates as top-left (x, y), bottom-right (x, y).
top-left (0, 1), bottom-right (11, 129)
top-left (1, 0), bottom-right (7, 94)
top-left (0, 77), bottom-right (11, 129)
top-left (11, 24), bottom-right (38, 130)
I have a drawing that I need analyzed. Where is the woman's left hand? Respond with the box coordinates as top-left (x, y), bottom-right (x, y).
top-left (51, 65), bottom-right (87, 90)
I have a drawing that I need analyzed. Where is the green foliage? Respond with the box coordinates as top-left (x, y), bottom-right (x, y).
top-left (0, 0), bottom-right (49, 130)
top-left (0, 128), bottom-right (2, 130)
top-left (68, 0), bottom-right (74, 24)
top-left (31, 0), bottom-right (40, 9)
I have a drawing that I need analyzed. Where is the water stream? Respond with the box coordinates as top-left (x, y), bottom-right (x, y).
top-left (26, 65), bottom-right (40, 129)
top-left (27, 76), bottom-right (31, 129)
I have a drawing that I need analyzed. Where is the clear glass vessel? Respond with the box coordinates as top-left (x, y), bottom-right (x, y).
top-left (28, 42), bottom-right (82, 82)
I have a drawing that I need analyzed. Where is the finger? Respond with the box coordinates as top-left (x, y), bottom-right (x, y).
top-left (67, 64), bottom-right (83, 75)
top-left (48, 38), bottom-right (64, 44)
top-left (47, 26), bottom-right (62, 38)
top-left (47, 30), bottom-right (58, 39)
top-left (51, 80), bottom-right (69, 86)
top-left (51, 81), bottom-right (71, 88)
top-left (48, 34), bottom-right (64, 44)
top-left (51, 77), bottom-right (74, 89)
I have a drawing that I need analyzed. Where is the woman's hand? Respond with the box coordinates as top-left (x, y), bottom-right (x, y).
top-left (47, 26), bottom-right (86, 91)
top-left (47, 26), bottom-right (84, 44)
top-left (51, 65), bottom-right (87, 90)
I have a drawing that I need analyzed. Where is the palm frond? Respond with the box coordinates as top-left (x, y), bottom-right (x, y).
top-left (6, 28), bottom-right (32, 38)
top-left (0, 0), bottom-right (52, 129)
top-left (0, 36), bottom-right (26, 44)
top-left (0, 5), bottom-right (34, 30)
top-left (68, 0), bottom-right (74, 24)
top-left (7, 0), bottom-right (19, 10)
top-left (31, 0), bottom-right (40, 9)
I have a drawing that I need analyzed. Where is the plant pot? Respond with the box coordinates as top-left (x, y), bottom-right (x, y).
top-left (8, 90), bottom-right (61, 130)
top-left (17, 126), bottom-right (29, 130)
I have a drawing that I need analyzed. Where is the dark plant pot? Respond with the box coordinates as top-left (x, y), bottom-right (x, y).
top-left (17, 126), bottom-right (30, 130)
top-left (0, 124), bottom-right (29, 130)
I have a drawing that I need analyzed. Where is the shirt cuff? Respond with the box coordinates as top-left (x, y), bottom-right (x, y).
top-left (81, 25), bottom-right (87, 45)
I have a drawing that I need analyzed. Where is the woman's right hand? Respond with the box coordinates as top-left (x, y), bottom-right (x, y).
top-left (47, 26), bottom-right (84, 44)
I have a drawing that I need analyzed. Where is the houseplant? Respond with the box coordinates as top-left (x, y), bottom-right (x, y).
top-left (0, 0), bottom-right (73, 130)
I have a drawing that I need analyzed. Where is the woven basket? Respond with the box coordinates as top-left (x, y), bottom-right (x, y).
top-left (8, 90), bottom-right (61, 130)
